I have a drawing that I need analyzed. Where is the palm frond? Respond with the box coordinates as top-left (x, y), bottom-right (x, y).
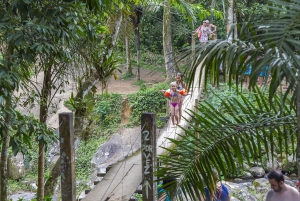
top-left (185, 0), bottom-right (300, 108)
top-left (156, 86), bottom-right (297, 200)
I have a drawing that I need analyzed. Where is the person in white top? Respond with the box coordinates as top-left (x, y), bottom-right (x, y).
top-left (265, 170), bottom-right (300, 201)
top-left (205, 20), bottom-right (217, 40)
top-left (205, 20), bottom-right (217, 32)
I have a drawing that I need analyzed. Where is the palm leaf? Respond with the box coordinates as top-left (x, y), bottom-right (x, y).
top-left (156, 86), bottom-right (297, 200)
top-left (185, 0), bottom-right (300, 108)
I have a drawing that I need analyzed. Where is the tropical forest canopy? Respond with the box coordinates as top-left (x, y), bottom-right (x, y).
top-left (1, 0), bottom-right (299, 201)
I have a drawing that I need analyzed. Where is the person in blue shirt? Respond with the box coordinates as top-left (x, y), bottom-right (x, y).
top-left (202, 169), bottom-right (230, 201)
top-left (258, 66), bottom-right (269, 86)
top-left (157, 183), bottom-right (171, 201)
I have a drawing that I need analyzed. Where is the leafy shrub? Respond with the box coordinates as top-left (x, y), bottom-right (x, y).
top-left (93, 93), bottom-right (122, 129)
top-left (127, 82), bottom-right (169, 125)
top-left (121, 72), bottom-right (135, 80)
top-left (75, 135), bottom-right (108, 181)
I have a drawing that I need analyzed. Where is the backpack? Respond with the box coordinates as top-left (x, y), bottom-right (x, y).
top-left (197, 25), bottom-right (202, 38)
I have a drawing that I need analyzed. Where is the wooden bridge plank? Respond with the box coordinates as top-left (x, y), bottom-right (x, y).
top-left (82, 152), bottom-right (141, 201)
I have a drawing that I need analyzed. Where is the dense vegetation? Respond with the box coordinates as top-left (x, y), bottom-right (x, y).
top-left (1, 0), bottom-right (299, 200)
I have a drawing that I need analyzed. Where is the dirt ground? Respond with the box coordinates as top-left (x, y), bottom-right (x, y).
top-left (97, 67), bottom-right (166, 94)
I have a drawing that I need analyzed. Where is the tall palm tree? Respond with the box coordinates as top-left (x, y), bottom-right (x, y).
top-left (157, 0), bottom-right (300, 198)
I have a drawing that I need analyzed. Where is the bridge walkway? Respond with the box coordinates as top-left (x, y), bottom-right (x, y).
top-left (82, 65), bottom-right (204, 201)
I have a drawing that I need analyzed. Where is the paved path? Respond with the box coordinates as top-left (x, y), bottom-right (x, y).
top-left (82, 66), bottom-right (204, 201)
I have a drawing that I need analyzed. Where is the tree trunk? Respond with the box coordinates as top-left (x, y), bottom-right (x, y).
top-left (233, 3), bottom-right (238, 39)
top-left (297, 80), bottom-right (300, 191)
top-left (135, 24), bottom-right (140, 81)
top-left (0, 96), bottom-right (12, 201)
top-left (163, 0), bottom-right (178, 81)
top-left (37, 66), bottom-right (52, 201)
top-left (210, 0), bottom-right (216, 21)
top-left (131, 6), bottom-right (142, 81)
top-left (1, 45), bottom-right (14, 201)
top-left (44, 11), bottom-right (124, 196)
top-left (37, 143), bottom-right (45, 201)
top-left (44, 158), bottom-right (61, 196)
top-left (125, 30), bottom-right (132, 75)
top-left (227, 0), bottom-right (234, 41)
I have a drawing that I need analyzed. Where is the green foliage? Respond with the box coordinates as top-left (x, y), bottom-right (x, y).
top-left (64, 91), bottom-right (96, 115)
top-left (236, 1), bottom-right (270, 23)
top-left (8, 194), bottom-right (54, 201)
top-left (127, 82), bottom-right (169, 125)
top-left (75, 135), bottom-right (108, 181)
top-left (132, 193), bottom-right (143, 201)
top-left (93, 93), bottom-right (123, 129)
top-left (0, 109), bottom-right (57, 169)
top-left (187, 0), bottom-right (300, 108)
top-left (7, 179), bottom-right (35, 195)
top-left (121, 72), bottom-right (135, 80)
top-left (156, 113), bottom-right (169, 128)
top-left (132, 80), bottom-right (146, 87)
top-left (139, 10), bottom-right (164, 53)
top-left (132, 51), bottom-right (165, 71)
top-left (156, 85), bottom-right (297, 200)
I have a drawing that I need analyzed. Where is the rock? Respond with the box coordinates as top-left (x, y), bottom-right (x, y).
top-left (225, 181), bottom-right (251, 191)
top-left (233, 178), bottom-right (244, 183)
top-left (91, 127), bottom-right (142, 172)
top-left (31, 183), bottom-right (37, 190)
top-left (256, 187), bottom-right (269, 194)
top-left (240, 171), bottom-right (254, 180)
top-left (252, 178), bottom-right (269, 188)
top-left (283, 175), bottom-right (291, 180)
top-left (250, 162), bottom-right (262, 167)
top-left (285, 180), bottom-right (295, 187)
top-left (8, 193), bottom-right (36, 201)
top-left (249, 167), bottom-right (265, 178)
top-left (243, 162), bottom-right (250, 170)
top-left (247, 185), bottom-right (255, 192)
top-left (7, 152), bottom-right (25, 180)
top-left (91, 134), bottom-right (124, 168)
top-left (231, 197), bottom-right (241, 201)
top-left (237, 190), bottom-right (257, 201)
top-left (46, 141), bottom-right (60, 167)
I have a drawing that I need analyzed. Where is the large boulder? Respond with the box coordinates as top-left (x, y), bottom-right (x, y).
top-left (7, 152), bottom-right (25, 180)
top-left (225, 181), bottom-right (252, 193)
top-left (91, 128), bottom-right (142, 172)
top-left (91, 134), bottom-right (124, 168)
top-left (46, 141), bottom-right (60, 168)
top-left (249, 167), bottom-right (265, 178)
top-left (252, 178), bottom-right (269, 188)
top-left (240, 171), bottom-right (254, 180)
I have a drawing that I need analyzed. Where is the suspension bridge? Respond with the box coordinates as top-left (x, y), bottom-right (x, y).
top-left (81, 63), bottom-right (204, 201)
